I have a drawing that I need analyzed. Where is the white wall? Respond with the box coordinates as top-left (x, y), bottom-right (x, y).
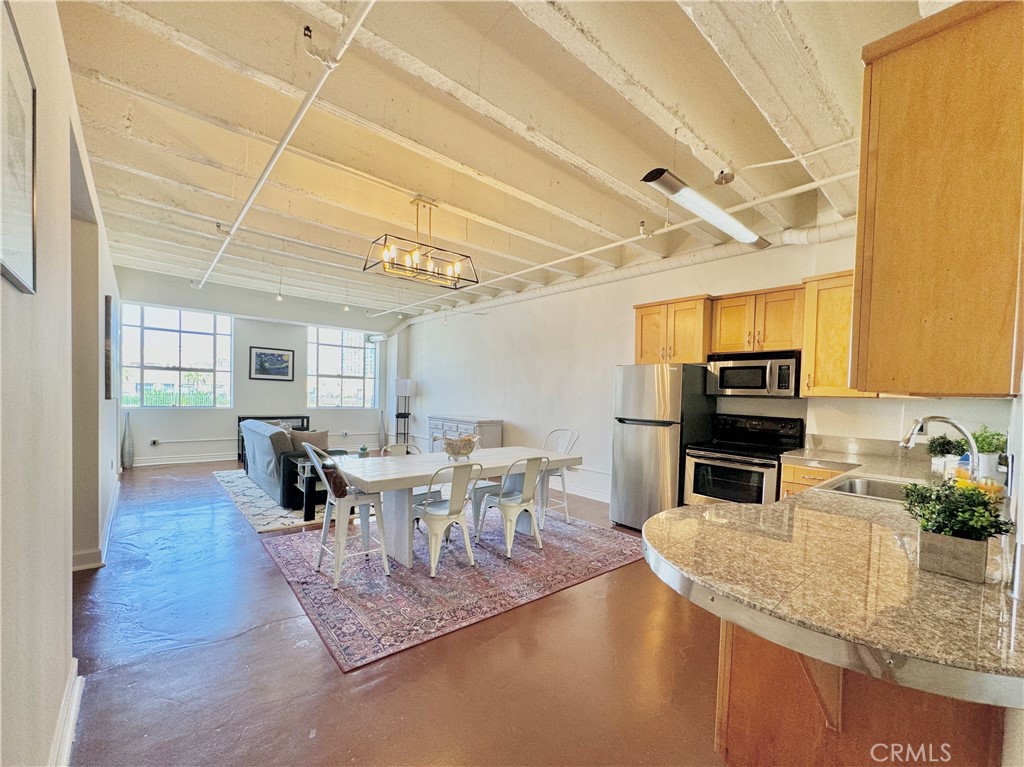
top-left (403, 235), bottom-right (1013, 502)
top-left (115, 268), bottom-right (397, 464)
top-left (70, 218), bottom-right (121, 571)
top-left (1, 3), bottom-right (85, 762)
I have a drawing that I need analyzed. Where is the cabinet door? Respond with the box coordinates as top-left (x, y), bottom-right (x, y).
top-left (852, 2), bottom-right (1023, 395)
top-left (667, 299), bottom-right (711, 363)
top-left (779, 482), bottom-right (807, 500)
top-left (803, 274), bottom-right (876, 398)
top-left (754, 289), bottom-right (804, 351)
top-left (711, 296), bottom-right (756, 353)
top-left (635, 305), bottom-right (667, 364)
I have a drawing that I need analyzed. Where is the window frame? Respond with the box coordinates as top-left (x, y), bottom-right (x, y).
top-left (306, 326), bottom-right (377, 409)
top-left (121, 303), bottom-right (233, 409)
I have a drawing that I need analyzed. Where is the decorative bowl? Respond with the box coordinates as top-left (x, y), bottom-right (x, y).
top-left (433, 433), bottom-right (480, 461)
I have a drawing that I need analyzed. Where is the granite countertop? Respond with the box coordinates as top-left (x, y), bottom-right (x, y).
top-left (642, 448), bottom-right (1024, 704)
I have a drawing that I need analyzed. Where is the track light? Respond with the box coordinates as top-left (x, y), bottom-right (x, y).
top-left (642, 168), bottom-right (770, 249)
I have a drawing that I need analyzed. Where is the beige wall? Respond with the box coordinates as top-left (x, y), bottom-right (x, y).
top-left (403, 235), bottom-right (1012, 501)
top-left (1, 2), bottom-right (80, 763)
top-left (70, 219), bottom-right (121, 570)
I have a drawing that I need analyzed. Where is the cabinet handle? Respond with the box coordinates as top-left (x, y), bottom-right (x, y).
top-left (746, 331), bottom-right (752, 348)
top-left (667, 346), bottom-right (673, 358)
top-left (661, 347), bottom-right (666, 360)
top-left (806, 374), bottom-right (812, 391)
top-left (800, 475), bottom-right (820, 481)
top-left (756, 331), bottom-right (763, 349)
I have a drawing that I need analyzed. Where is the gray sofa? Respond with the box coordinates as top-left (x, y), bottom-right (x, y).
top-left (239, 419), bottom-right (346, 509)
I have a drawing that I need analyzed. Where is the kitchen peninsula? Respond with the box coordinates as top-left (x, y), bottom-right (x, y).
top-left (644, 449), bottom-right (1022, 765)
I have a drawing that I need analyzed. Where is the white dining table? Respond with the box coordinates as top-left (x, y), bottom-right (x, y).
top-left (338, 446), bottom-right (583, 569)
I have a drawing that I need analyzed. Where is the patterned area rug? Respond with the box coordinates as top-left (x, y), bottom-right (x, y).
top-left (262, 514), bottom-right (643, 671)
top-left (214, 469), bottom-right (325, 533)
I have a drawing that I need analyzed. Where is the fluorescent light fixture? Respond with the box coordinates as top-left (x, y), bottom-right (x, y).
top-left (642, 168), bottom-right (770, 249)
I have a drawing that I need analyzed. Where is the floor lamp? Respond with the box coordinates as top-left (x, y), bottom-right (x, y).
top-left (395, 379), bottom-right (415, 444)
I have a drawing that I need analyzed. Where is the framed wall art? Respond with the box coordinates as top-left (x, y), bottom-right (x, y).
top-left (0, 1), bottom-right (36, 295)
top-left (249, 346), bottom-right (294, 381)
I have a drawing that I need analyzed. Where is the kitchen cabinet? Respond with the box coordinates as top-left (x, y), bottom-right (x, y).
top-left (711, 288), bottom-right (804, 353)
top-left (801, 272), bottom-right (876, 398)
top-left (780, 463), bottom-right (845, 499)
top-left (633, 296), bottom-right (712, 364)
top-left (851, 2), bottom-right (1024, 396)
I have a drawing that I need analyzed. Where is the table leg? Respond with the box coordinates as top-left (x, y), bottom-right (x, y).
top-left (303, 475), bottom-right (317, 522)
top-left (381, 488), bottom-right (414, 568)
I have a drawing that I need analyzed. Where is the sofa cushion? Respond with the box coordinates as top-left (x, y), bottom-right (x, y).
top-left (291, 430), bottom-right (329, 452)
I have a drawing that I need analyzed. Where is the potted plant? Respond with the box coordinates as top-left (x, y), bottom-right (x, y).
top-left (926, 435), bottom-right (968, 473)
top-left (904, 481), bottom-right (1013, 582)
top-left (971, 425), bottom-right (1007, 480)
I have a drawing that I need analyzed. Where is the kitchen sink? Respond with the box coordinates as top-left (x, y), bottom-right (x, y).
top-left (818, 477), bottom-right (909, 502)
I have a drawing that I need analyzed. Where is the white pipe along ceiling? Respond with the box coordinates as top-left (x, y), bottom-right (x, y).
top-left (57, 2), bottom-right (924, 315)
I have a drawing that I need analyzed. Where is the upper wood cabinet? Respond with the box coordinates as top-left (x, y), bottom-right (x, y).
top-left (711, 288), bottom-right (804, 353)
top-left (634, 296), bottom-right (712, 364)
top-left (851, 2), bottom-right (1024, 396)
top-left (802, 272), bottom-right (876, 398)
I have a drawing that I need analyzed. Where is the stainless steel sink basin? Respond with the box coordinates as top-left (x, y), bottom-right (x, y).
top-left (818, 477), bottom-right (909, 502)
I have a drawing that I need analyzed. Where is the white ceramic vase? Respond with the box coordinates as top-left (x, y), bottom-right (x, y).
top-left (121, 412), bottom-right (135, 470)
top-left (977, 453), bottom-right (1001, 480)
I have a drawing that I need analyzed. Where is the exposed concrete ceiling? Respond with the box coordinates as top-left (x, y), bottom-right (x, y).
top-left (58, 1), bottom-right (920, 317)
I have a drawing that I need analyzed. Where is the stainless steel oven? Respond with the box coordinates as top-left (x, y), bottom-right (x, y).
top-left (706, 351), bottom-right (799, 397)
top-left (683, 449), bottom-right (780, 505)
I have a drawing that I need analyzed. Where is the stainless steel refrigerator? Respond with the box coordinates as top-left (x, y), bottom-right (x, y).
top-left (610, 363), bottom-right (713, 529)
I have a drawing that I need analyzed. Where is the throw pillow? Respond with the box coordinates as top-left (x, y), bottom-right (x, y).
top-left (291, 430), bottom-right (329, 452)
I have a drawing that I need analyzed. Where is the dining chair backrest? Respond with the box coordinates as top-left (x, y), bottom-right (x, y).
top-left (382, 443), bottom-right (421, 456)
top-left (426, 462), bottom-right (483, 518)
top-left (542, 429), bottom-right (579, 455)
top-left (304, 443), bottom-right (340, 502)
top-left (502, 456), bottom-right (549, 505)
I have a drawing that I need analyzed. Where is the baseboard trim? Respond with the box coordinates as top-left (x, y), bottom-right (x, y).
top-left (99, 478), bottom-right (120, 563)
top-left (565, 483), bottom-right (611, 504)
top-left (71, 548), bottom-right (104, 571)
top-left (48, 657), bottom-right (83, 767)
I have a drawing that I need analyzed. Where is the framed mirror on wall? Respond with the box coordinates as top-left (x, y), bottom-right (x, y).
top-left (0, 0), bottom-right (36, 295)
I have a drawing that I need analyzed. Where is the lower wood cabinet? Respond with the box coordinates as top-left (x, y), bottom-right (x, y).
top-left (780, 464), bottom-right (845, 498)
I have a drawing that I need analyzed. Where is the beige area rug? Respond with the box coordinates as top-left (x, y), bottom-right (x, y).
top-left (214, 469), bottom-right (325, 533)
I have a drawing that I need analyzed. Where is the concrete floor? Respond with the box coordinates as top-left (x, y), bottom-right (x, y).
top-left (71, 462), bottom-right (723, 766)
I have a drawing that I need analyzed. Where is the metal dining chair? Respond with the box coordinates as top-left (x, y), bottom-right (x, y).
top-left (477, 456), bottom-right (549, 558)
top-left (540, 429), bottom-right (579, 526)
top-left (412, 462), bottom-right (483, 577)
top-left (304, 444), bottom-right (389, 588)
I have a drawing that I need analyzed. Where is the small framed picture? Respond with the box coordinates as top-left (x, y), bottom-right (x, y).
top-left (1, 2), bottom-right (37, 295)
top-left (249, 346), bottom-right (294, 381)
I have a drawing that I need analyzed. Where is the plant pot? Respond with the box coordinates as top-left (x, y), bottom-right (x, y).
top-left (917, 529), bottom-right (988, 583)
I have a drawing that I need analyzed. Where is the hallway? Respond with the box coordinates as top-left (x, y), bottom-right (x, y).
top-left (71, 462), bottom-right (722, 766)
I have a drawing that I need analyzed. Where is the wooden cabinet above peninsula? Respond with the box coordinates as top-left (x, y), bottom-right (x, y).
top-left (851, 1), bottom-right (1024, 396)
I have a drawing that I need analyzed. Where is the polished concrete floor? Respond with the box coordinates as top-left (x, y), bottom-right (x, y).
top-left (71, 462), bottom-right (723, 766)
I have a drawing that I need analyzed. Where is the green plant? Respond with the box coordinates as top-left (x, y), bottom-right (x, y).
top-left (926, 435), bottom-right (969, 457)
top-left (904, 481), bottom-right (1013, 541)
top-left (972, 425), bottom-right (1007, 455)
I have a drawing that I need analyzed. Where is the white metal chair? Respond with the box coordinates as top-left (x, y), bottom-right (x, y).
top-left (412, 462), bottom-right (483, 577)
top-left (477, 456), bottom-right (549, 558)
top-left (540, 429), bottom-right (579, 526)
top-left (381, 443), bottom-right (422, 456)
top-left (304, 444), bottom-right (389, 588)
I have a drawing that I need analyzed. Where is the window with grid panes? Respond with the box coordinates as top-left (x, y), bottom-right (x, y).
top-left (120, 304), bottom-right (232, 408)
top-left (306, 327), bottom-right (376, 408)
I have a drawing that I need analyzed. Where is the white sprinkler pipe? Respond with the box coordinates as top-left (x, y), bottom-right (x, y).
top-left (197, 1), bottom-right (376, 288)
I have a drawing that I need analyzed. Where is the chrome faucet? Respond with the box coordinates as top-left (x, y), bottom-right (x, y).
top-left (899, 416), bottom-right (979, 480)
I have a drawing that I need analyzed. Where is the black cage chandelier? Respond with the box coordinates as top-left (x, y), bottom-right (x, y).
top-left (363, 198), bottom-right (479, 290)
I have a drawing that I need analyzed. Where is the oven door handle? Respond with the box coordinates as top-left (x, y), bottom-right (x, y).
top-left (686, 451), bottom-right (778, 470)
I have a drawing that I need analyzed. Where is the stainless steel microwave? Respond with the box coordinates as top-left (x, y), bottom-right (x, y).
top-left (706, 352), bottom-right (800, 397)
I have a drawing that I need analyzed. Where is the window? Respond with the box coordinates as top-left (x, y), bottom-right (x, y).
top-left (121, 304), bottom-right (232, 408)
top-left (307, 326), bottom-right (376, 408)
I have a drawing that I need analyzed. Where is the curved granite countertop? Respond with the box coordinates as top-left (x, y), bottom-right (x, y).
top-left (643, 456), bottom-right (1024, 709)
